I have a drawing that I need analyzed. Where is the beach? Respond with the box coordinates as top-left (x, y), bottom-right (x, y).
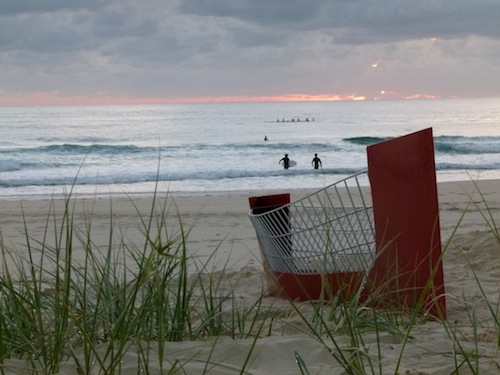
top-left (1, 179), bottom-right (500, 373)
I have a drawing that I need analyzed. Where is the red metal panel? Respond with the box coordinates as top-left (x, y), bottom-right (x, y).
top-left (366, 128), bottom-right (446, 318)
top-left (270, 271), bottom-right (365, 301)
top-left (248, 194), bottom-right (290, 214)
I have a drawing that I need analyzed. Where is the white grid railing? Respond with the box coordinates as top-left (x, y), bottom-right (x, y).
top-left (249, 172), bottom-right (376, 275)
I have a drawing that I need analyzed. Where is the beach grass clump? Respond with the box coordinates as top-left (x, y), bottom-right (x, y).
top-left (0, 192), bottom-right (279, 374)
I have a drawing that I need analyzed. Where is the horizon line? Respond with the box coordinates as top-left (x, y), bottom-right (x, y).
top-left (0, 92), bottom-right (484, 107)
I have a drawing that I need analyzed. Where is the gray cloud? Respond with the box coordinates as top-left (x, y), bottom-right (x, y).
top-left (0, 0), bottom-right (499, 102)
top-left (179, 0), bottom-right (500, 42)
top-left (0, 0), bottom-right (105, 15)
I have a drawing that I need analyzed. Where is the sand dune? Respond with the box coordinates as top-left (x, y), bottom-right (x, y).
top-left (1, 180), bottom-right (500, 373)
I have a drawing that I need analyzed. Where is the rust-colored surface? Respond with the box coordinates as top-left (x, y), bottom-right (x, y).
top-left (365, 128), bottom-right (446, 318)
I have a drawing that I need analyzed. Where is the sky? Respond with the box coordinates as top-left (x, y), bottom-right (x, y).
top-left (0, 0), bottom-right (499, 106)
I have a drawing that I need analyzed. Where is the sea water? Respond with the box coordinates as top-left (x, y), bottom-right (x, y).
top-left (0, 98), bottom-right (499, 200)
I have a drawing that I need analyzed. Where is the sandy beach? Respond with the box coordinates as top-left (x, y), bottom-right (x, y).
top-left (1, 179), bottom-right (500, 373)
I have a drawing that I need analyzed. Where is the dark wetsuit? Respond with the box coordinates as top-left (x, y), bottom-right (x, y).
top-left (280, 156), bottom-right (290, 169)
top-left (312, 155), bottom-right (322, 169)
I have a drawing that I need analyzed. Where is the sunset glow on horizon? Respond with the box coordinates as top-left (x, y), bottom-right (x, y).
top-left (0, 91), bottom-right (457, 107)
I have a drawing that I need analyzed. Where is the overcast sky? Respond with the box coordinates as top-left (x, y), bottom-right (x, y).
top-left (1, 0), bottom-right (499, 105)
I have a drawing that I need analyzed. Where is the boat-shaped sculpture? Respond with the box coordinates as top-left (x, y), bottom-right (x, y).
top-left (249, 128), bottom-right (447, 318)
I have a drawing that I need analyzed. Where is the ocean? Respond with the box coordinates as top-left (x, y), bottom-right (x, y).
top-left (0, 98), bottom-right (499, 200)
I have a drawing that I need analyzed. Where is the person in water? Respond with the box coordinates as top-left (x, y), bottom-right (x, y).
top-left (311, 153), bottom-right (322, 169)
top-left (279, 153), bottom-right (290, 169)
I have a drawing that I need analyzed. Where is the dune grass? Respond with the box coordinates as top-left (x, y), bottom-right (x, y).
top-left (0, 182), bottom-right (499, 374)
top-left (0, 188), bottom-right (282, 374)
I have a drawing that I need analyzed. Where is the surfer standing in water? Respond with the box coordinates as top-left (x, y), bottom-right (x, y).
top-left (279, 154), bottom-right (290, 169)
top-left (311, 153), bottom-right (322, 169)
